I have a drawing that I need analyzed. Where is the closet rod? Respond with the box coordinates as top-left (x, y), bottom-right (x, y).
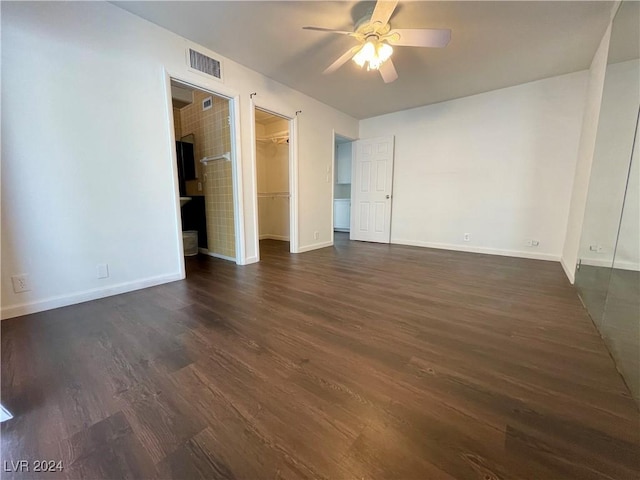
top-left (256, 130), bottom-right (289, 144)
top-left (256, 136), bottom-right (289, 144)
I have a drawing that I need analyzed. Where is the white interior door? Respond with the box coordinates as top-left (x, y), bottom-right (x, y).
top-left (350, 135), bottom-right (394, 243)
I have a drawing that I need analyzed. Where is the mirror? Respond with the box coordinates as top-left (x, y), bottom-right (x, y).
top-left (575, 1), bottom-right (640, 402)
top-left (176, 133), bottom-right (196, 196)
top-left (179, 133), bottom-right (196, 181)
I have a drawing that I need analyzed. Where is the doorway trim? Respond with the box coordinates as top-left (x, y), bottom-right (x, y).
top-left (163, 69), bottom-right (246, 272)
top-left (331, 130), bottom-right (357, 245)
top-left (250, 99), bottom-right (300, 258)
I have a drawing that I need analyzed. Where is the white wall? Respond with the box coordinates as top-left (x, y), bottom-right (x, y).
top-left (561, 25), bottom-right (613, 282)
top-left (579, 59), bottom-right (640, 271)
top-left (1, 2), bottom-right (357, 319)
top-left (360, 71), bottom-right (588, 261)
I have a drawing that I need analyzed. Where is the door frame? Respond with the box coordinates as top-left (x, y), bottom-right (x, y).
top-left (163, 69), bottom-right (246, 275)
top-left (250, 99), bottom-right (299, 258)
top-left (331, 130), bottom-right (358, 245)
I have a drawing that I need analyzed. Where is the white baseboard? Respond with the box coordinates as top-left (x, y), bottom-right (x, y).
top-left (579, 257), bottom-right (640, 271)
top-left (613, 262), bottom-right (638, 271)
top-left (297, 240), bottom-right (333, 253)
top-left (560, 256), bottom-right (575, 284)
top-left (391, 238), bottom-right (560, 262)
top-left (259, 234), bottom-right (290, 241)
top-left (579, 258), bottom-right (611, 268)
top-left (200, 249), bottom-right (241, 264)
top-left (1, 272), bottom-right (183, 321)
top-left (240, 255), bottom-right (259, 265)
top-left (206, 252), bottom-right (236, 262)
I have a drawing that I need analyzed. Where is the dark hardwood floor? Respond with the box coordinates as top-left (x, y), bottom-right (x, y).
top-left (2, 234), bottom-right (638, 479)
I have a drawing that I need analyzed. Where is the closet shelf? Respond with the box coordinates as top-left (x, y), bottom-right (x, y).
top-left (258, 192), bottom-right (290, 198)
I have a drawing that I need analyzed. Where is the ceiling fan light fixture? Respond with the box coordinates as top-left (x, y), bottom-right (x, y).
top-left (378, 42), bottom-right (393, 62)
top-left (307, 0), bottom-right (451, 83)
top-left (353, 40), bottom-right (375, 68)
top-left (352, 39), bottom-right (393, 71)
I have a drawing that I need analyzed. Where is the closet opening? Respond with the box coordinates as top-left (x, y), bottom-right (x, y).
top-left (254, 108), bottom-right (292, 258)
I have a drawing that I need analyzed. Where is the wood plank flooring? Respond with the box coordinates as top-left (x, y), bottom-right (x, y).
top-left (2, 234), bottom-right (638, 479)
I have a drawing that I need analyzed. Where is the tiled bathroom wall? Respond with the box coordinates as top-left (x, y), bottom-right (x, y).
top-left (178, 91), bottom-right (235, 260)
top-left (203, 160), bottom-right (235, 258)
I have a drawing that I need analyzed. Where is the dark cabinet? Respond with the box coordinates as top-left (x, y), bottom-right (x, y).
top-left (181, 196), bottom-right (207, 249)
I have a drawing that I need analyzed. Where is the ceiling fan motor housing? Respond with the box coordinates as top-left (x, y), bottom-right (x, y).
top-left (355, 16), bottom-right (392, 37)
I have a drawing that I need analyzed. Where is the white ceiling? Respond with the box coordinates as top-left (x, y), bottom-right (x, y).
top-left (113, 1), bottom-right (613, 119)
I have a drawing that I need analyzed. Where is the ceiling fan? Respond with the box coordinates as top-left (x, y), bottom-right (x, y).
top-left (303, 0), bottom-right (451, 83)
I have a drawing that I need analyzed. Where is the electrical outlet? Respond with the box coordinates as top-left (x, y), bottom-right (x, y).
top-left (531, 240), bottom-right (539, 247)
top-left (11, 274), bottom-right (30, 293)
top-left (463, 233), bottom-right (470, 242)
top-left (314, 231), bottom-right (320, 240)
top-left (97, 264), bottom-right (109, 279)
top-left (197, 182), bottom-right (202, 191)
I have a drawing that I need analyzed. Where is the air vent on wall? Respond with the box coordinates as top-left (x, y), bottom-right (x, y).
top-left (188, 48), bottom-right (222, 80)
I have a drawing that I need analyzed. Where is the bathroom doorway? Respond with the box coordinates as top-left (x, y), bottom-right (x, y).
top-left (170, 79), bottom-right (239, 265)
top-left (254, 108), bottom-right (293, 257)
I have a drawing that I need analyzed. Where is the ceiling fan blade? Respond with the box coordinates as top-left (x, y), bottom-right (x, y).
top-left (387, 28), bottom-right (451, 48)
top-left (303, 26), bottom-right (354, 35)
top-left (323, 46), bottom-right (360, 75)
top-left (379, 59), bottom-right (398, 83)
top-left (370, 0), bottom-right (398, 27)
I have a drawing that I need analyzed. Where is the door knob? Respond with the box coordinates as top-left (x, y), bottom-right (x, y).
top-left (385, 194), bottom-right (391, 199)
